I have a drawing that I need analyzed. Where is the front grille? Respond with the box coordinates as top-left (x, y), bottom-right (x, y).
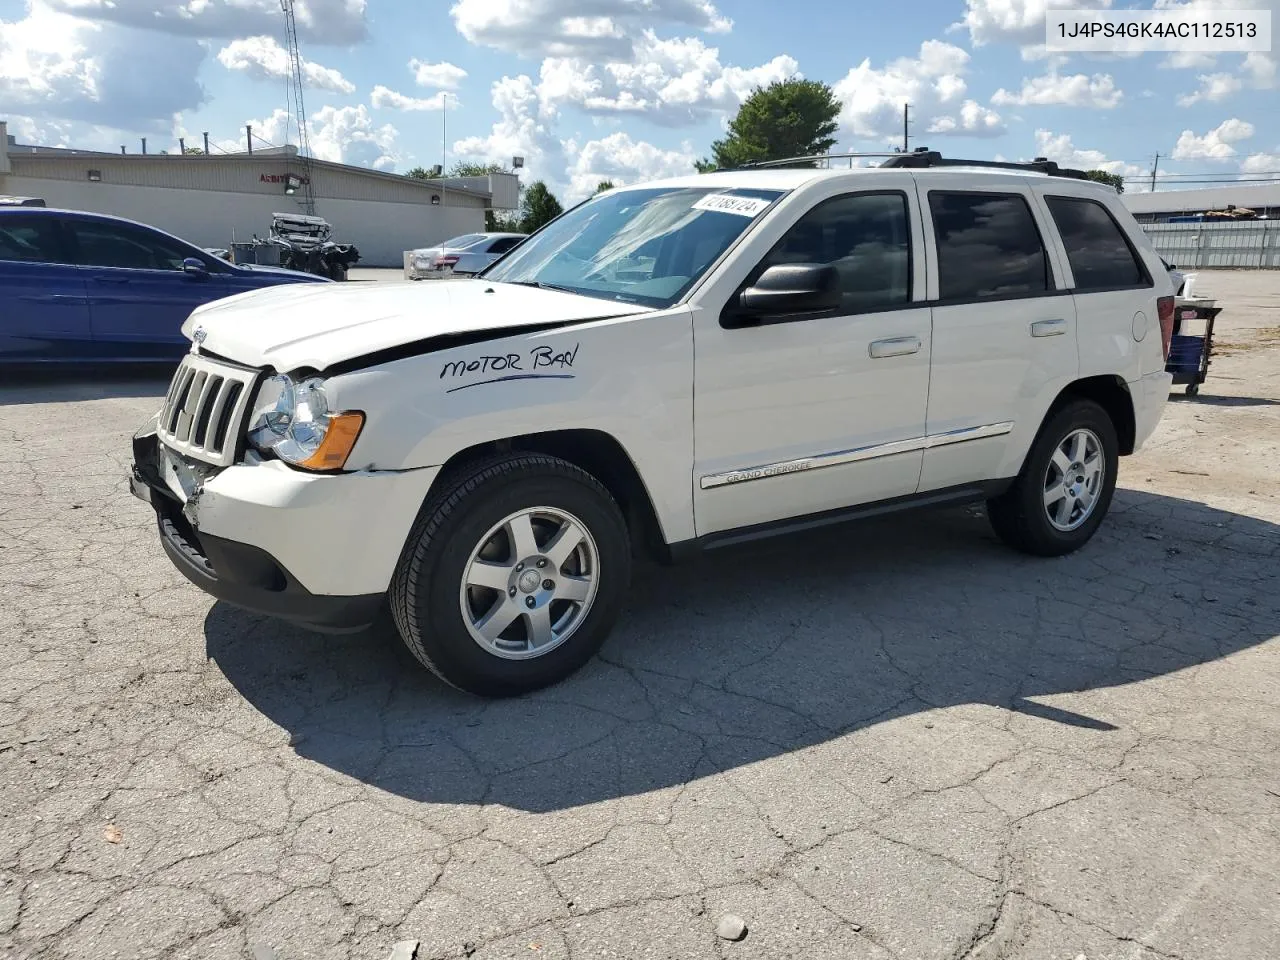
top-left (156, 353), bottom-right (259, 467)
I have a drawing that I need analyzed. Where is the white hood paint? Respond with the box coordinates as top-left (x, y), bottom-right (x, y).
top-left (182, 279), bottom-right (653, 372)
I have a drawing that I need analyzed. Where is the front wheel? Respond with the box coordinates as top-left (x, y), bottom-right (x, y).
top-left (389, 454), bottom-right (631, 697)
top-left (986, 399), bottom-right (1119, 557)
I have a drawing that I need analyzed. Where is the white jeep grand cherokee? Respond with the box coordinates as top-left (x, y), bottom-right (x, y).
top-left (130, 154), bottom-right (1176, 697)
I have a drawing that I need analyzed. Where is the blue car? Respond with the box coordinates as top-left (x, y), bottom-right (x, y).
top-left (0, 207), bottom-right (330, 364)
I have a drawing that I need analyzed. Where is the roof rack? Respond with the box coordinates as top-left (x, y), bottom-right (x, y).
top-left (735, 147), bottom-right (1091, 181)
top-left (739, 152), bottom-right (912, 169)
top-left (879, 148), bottom-right (1091, 180)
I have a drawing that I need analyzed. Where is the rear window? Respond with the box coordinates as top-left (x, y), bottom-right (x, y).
top-left (0, 216), bottom-right (66, 263)
top-left (929, 192), bottom-right (1049, 301)
top-left (444, 234), bottom-right (486, 249)
top-left (1046, 196), bottom-right (1148, 291)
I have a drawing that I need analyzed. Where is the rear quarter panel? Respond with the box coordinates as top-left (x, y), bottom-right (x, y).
top-left (326, 309), bottom-right (697, 543)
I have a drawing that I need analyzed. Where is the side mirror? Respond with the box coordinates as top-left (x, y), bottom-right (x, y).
top-left (183, 257), bottom-right (209, 279)
top-left (731, 263), bottom-right (841, 325)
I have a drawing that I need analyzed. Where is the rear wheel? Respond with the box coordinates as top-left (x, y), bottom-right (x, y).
top-left (389, 454), bottom-right (631, 697)
top-left (986, 399), bottom-right (1118, 557)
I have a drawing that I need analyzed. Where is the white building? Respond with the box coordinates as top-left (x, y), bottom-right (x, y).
top-left (0, 122), bottom-right (520, 266)
top-left (1123, 183), bottom-right (1280, 222)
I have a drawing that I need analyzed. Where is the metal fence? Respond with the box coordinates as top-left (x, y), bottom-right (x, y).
top-left (1141, 220), bottom-right (1280, 269)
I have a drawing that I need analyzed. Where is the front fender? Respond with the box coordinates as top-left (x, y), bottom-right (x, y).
top-left (326, 309), bottom-right (696, 543)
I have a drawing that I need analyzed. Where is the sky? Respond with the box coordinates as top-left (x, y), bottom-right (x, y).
top-left (1, 0), bottom-right (1277, 203)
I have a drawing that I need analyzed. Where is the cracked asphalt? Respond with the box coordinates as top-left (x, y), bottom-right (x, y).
top-left (2, 271), bottom-right (1278, 960)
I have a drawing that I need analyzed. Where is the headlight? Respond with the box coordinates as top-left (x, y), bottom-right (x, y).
top-left (247, 374), bottom-right (365, 471)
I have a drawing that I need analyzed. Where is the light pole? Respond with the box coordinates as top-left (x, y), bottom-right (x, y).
top-left (441, 91), bottom-right (450, 207)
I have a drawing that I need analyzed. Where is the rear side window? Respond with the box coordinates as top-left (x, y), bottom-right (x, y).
top-left (929, 192), bottom-right (1049, 301)
top-left (487, 236), bottom-right (523, 254)
top-left (0, 216), bottom-right (67, 263)
top-left (1046, 196), bottom-right (1148, 290)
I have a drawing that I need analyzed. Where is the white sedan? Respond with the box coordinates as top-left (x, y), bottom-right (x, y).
top-left (406, 232), bottom-right (526, 280)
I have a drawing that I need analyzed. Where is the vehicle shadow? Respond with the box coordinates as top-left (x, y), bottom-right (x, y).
top-left (0, 367), bottom-right (173, 405)
top-left (1168, 393), bottom-right (1280, 407)
top-left (204, 488), bottom-right (1278, 812)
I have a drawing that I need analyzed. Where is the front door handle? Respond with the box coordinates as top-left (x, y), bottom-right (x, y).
top-left (1031, 319), bottom-right (1068, 338)
top-left (868, 336), bottom-right (922, 359)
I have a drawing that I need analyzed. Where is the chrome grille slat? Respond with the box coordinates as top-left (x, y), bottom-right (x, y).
top-left (156, 354), bottom-right (258, 467)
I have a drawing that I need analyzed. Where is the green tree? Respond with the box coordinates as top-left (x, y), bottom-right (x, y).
top-left (405, 166), bottom-right (434, 179)
top-left (695, 79), bottom-right (841, 172)
top-left (519, 180), bottom-right (563, 233)
top-left (183, 146), bottom-right (205, 155)
top-left (595, 179), bottom-right (615, 193)
top-left (1082, 169), bottom-right (1125, 193)
top-left (485, 210), bottom-right (523, 232)
top-left (450, 161), bottom-right (512, 177)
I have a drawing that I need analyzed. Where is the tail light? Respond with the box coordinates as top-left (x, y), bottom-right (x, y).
top-left (435, 255), bottom-right (459, 269)
top-left (1156, 296), bottom-right (1175, 360)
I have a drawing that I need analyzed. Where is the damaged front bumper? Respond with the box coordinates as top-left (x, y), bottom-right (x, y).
top-left (129, 423), bottom-right (386, 633)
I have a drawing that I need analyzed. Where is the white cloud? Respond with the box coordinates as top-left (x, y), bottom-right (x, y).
top-left (958, 0), bottom-right (1111, 48)
top-left (453, 74), bottom-right (563, 185)
top-left (451, 72), bottom-right (703, 201)
top-left (409, 59), bottom-right (467, 89)
top-left (450, 0), bottom-right (731, 58)
top-left (991, 69), bottom-right (1122, 107)
top-left (1175, 72), bottom-right (1243, 106)
top-left (536, 32), bottom-right (799, 127)
top-left (1162, 51), bottom-right (1217, 69)
top-left (370, 85), bottom-right (455, 111)
top-left (1174, 50), bottom-right (1276, 104)
top-left (242, 105), bottom-right (401, 169)
top-left (1031, 129), bottom-right (1146, 178)
top-left (834, 40), bottom-right (1005, 141)
top-left (0, 3), bottom-right (205, 130)
top-left (1172, 118), bottom-right (1255, 160)
top-left (563, 132), bottom-right (695, 200)
top-left (47, 0), bottom-right (368, 44)
top-left (216, 36), bottom-right (355, 94)
top-left (1240, 151), bottom-right (1280, 173)
top-left (1241, 52), bottom-right (1276, 87)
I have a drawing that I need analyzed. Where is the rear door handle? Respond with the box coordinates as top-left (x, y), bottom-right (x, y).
top-left (1031, 319), bottom-right (1068, 338)
top-left (868, 336), bottom-right (922, 359)
top-left (91, 275), bottom-right (132, 284)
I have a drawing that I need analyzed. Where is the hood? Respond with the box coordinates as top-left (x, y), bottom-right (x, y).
top-left (182, 279), bottom-right (653, 372)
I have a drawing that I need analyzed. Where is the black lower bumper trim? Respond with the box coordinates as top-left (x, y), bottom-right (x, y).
top-left (131, 428), bottom-right (383, 632)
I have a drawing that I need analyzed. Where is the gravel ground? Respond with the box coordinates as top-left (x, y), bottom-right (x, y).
top-left (1, 271), bottom-right (1278, 960)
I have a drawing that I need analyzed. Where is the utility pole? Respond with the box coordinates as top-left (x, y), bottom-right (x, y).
top-left (246, 125), bottom-right (253, 154)
top-left (1150, 153), bottom-right (1161, 192)
top-left (203, 132), bottom-right (210, 155)
top-left (903, 103), bottom-right (910, 154)
top-left (441, 92), bottom-right (449, 208)
top-left (178, 137), bottom-right (186, 154)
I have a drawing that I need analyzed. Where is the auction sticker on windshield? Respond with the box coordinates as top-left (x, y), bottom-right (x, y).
top-left (692, 194), bottom-right (773, 217)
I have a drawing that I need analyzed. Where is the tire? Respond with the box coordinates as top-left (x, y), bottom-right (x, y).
top-left (986, 399), bottom-right (1119, 557)
top-left (1185, 383), bottom-right (1200, 397)
top-left (389, 453), bottom-right (631, 697)
top-left (328, 263), bottom-right (348, 281)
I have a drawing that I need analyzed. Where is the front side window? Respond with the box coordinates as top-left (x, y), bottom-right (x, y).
top-left (71, 221), bottom-right (193, 271)
top-left (930, 192), bottom-right (1049, 301)
top-left (1046, 196), bottom-right (1148, 290)
top-left (0, 216), bottom-right (67, 264)
top-left (755, 192), bottom-right (911, 314)
top-left (482, 186), bottom-right (785, 308)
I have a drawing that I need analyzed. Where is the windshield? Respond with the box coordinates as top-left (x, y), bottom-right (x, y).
top-left (481, 186), bottom-right (785, 307)
top-left (443, 233), bottom-right (487, 249)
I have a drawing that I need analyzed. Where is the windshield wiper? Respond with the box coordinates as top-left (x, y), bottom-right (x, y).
top-left (503, 280), bottom-right (581, 295)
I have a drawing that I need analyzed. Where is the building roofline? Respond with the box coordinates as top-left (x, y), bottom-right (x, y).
top-left (5, 145), bottom-right (500, 201)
